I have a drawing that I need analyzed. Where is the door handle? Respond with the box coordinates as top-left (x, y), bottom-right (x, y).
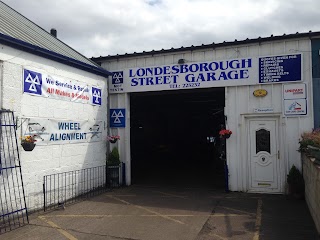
top-left (277, 150), bottom-right (280, 159)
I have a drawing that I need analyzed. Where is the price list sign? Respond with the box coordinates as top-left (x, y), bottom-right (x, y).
top-left (259, 54), bottom-right (302, 83)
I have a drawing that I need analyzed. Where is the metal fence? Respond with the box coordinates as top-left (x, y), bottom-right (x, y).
top-left (43, 164), bottom-right (124, 211)
top-left (0, 110), bottom-right (28, 234)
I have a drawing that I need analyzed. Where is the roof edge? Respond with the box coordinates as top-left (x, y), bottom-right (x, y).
top-left (0, 32), bottom-right (112, 77)
top-left (0, 1), bottom-right (101, 68)
top-left (92, 31), bottom-right (320, 62)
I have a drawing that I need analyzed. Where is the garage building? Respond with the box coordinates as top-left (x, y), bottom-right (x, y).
top-left (93, 31), bottom-right (320, 193)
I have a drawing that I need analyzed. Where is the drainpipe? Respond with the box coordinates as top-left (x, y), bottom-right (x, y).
top-left (106, 74), bottom-right (111, 187)
top-left (0, 62), bottom-right (3, 109)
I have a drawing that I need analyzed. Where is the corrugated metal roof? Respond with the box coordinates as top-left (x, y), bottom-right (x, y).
top-left (0, 1), bottom-right (98, 67)
top-left (92, 31), bottom-right (320, 62)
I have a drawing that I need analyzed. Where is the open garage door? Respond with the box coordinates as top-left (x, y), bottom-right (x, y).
top-left (130, 88), bottom-right (226, 188)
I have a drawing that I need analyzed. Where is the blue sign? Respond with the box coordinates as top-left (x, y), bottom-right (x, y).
top-left (92, 87), bottom-right (102, 106)
top-left (259, 54), bottom-right (301, 83)
top-left (110, 109), bottom-right (126, 128)
top-left (112, 71), bottom-right (124, 84)
top-left (23, 69), bottom-right (42, 95)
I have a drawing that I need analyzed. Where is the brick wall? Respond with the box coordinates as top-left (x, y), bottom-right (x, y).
top-left (0, 44), bottom-right (108, 211)
top-left (303, 153), bottom-right (320, 234)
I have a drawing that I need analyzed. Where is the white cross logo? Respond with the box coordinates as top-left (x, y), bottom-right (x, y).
top-left (113, 72), bottom-right (123, 83)
top-left (25, 73), bottom-right (41, 92)
top-left (92, 89), bottom-right (101, 104)
top-left (111, 110), bottom-right (124, 123)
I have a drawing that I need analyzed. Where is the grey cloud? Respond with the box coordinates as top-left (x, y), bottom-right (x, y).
top-left (2, 0), bottom-right (320, 58)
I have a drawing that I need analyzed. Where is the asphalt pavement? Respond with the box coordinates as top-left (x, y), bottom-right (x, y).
top-left (1, 185), bottom-right (318, 240)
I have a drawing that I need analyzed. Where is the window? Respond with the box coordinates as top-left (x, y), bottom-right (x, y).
top-left (256, 129), bottom-right (270, 154)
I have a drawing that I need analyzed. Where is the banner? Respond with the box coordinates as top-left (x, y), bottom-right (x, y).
top-left (22, 118), bottom-right (103, 145)
top-left (110, 53), bottom-right (302, 93)
top-left (23, 69), bottom-right (102, 106)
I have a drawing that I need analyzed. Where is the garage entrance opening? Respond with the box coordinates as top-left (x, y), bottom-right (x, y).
top-left (130, 88), bottom-right (226, 188)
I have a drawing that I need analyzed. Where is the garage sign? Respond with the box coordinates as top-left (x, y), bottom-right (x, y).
top-left (22, 118), bottom-right (102, 145)
top-left (284, 99), bottom-right (307, 116)
top-left (283, 83), bottom-right (307, 116)
top-left (109, 53), bottom-right (302, 94)
top-left (23, 68), bottom-right (102, 106)
top-left (283, 83), bottom-right (306, 99)
top-left (110, 109), bottom-right (126, 128)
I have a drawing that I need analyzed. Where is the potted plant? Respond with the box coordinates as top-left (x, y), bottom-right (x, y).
top-left (306, 145), bottom-right (320, 163)
top-left (298, 129), bottom-right (319, 153)
top-left (107, 135), bottom-right (120, 143)
top-left (21, 134), bottom-right (37, 151)
top-left (299, 129), bottom-right (320, 164)
top-left (287, 165), bottom-right (304, 199)
top-left (219, 129), bottom-right (232, 139)
top-left (107, 147), bottom-right (121, 187)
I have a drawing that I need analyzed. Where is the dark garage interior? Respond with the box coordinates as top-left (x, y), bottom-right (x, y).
top-left (130, 87), bottom-right (226, 188)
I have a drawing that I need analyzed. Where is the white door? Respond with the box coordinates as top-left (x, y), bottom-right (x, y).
top-left (248, 118), bottom-right (280, 193)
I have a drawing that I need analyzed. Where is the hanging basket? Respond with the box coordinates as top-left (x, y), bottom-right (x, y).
top-left (109, 139), bottom-right (118, 144)
top-left (107, 135), bottom-right (120, 144)
top-left (224, 134), bottom-right (231, 139)
top-left (219, 129), bottom-right (232, 140)
top-left (220, 134), bottom-right (231, 139)
top-left (21, 142), bottom-right (36, 151)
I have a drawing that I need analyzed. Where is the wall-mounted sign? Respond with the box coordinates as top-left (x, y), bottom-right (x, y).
top-left (284, 99), bottom-right (307, 115)
top-left (254, 108), bottom-right (274, 113)
top-left (283, 83), bottom-right (306, 99)
top-left (23, 69), bottom-right (102, 106)
top-left (22, 118), bottom-right (102, 145)
top-left (111, 72), bottom-right (124, 92)
top-left (109, 53), bottom-right (302, 94)
top-left (253, 89), bottom-right (268, 97)
top-left (110, 109), bottom-right (126, 128)
top-left (283, 83), bottom-right (307, 116)
top-left (259, 54), bottom-right (302, 83)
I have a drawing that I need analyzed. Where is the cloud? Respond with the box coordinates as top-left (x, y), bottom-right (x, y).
top-left (2, 0), bottom-right (320, 58)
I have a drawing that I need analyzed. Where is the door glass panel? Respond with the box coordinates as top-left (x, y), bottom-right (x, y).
top-left (256, 129), bottom-right (270, 154)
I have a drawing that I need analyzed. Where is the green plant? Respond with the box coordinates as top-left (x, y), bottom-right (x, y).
top-left (219, 129), bottom-right (232, 136)
top-left (287, 165), bottom-right (302, 184)
top-left (287, 165), bottom-right (304, 197)
top-left (107, 135), bottom-right (120, 143)
top-left (299, 129), bottom-right (320, 152)
top-left (107, 147), bottom-right (120, 166)
top-left (21, 134), bottom-right (37, 143)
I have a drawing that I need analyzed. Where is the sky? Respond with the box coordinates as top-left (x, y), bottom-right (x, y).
top-left (2, 0), bottom-right (320, 58)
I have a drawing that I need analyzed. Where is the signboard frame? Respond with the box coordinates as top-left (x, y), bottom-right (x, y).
top-left (110, 109), bottom-right (126, 128)
top-left (109, 53), bottom-right (303, 94)
top-left (23, 68), bottom-right (102, 106)
top-left (283, 83), bottom-right (308, 116)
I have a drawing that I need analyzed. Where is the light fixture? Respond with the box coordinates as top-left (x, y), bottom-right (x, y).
top-left (178, 59), bottom-right (185, 64)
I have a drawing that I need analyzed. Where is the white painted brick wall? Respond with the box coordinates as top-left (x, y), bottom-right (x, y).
top-left (0, 44), bottom-right (109, 211)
